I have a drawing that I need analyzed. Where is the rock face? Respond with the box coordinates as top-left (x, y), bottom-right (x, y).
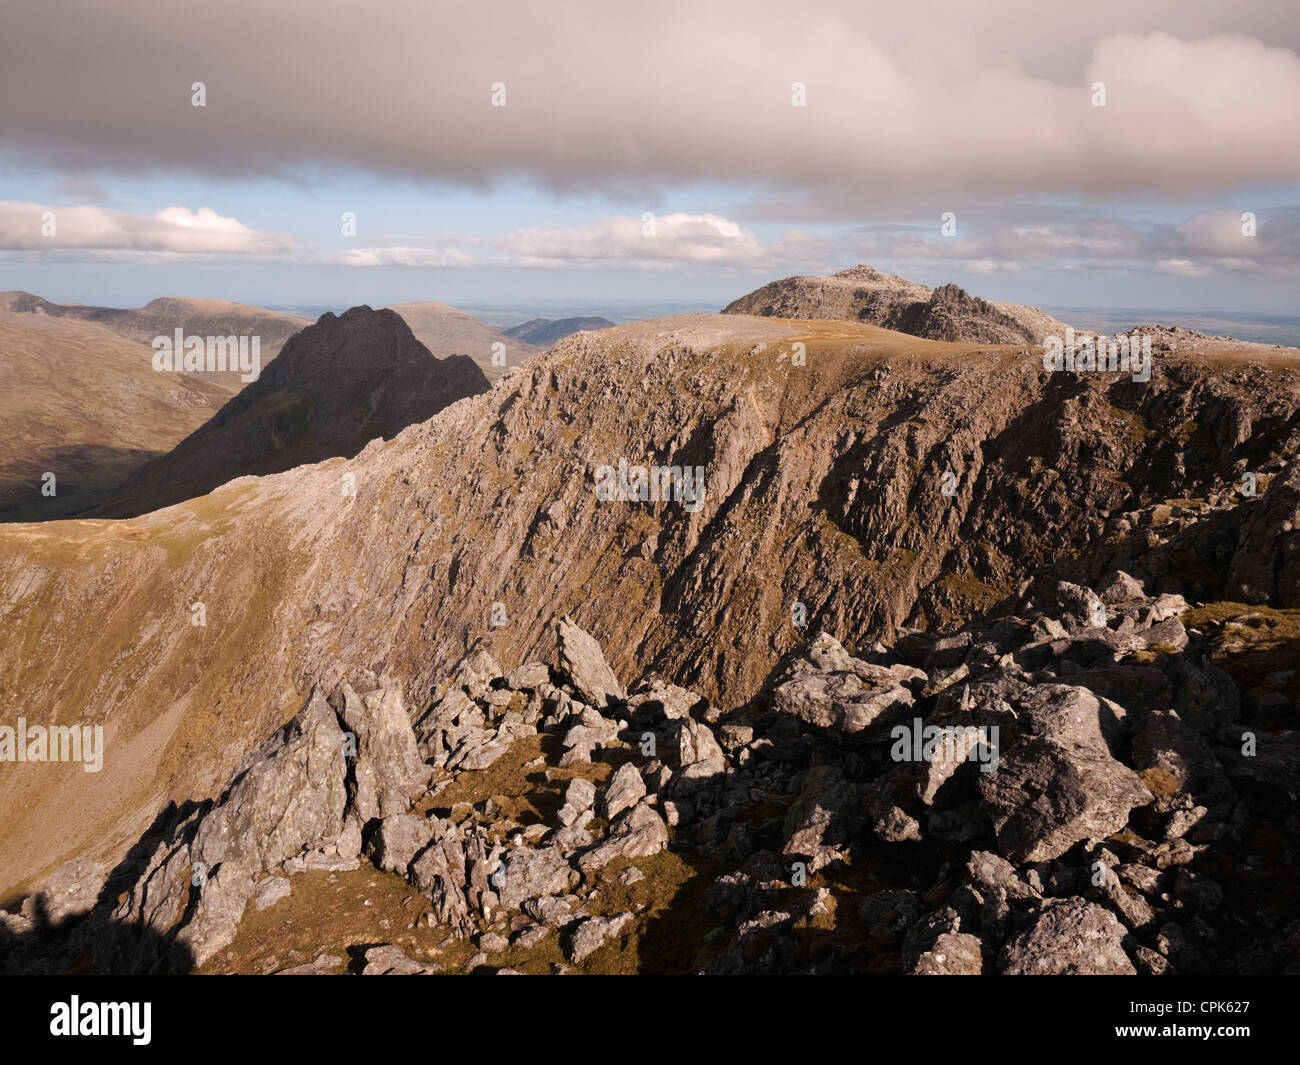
top-left (98, 305), bottom-right (490, 516)
top-left (723, 265), bottom-right (1071, 344)
top-left (85, 677), bottom-right (421, 969)
top-left (1226, 455), bottom-right (1300, 606)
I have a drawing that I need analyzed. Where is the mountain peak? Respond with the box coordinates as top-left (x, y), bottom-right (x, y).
top-left (724, 266), bottom-right (1068, 345)
top-left (96, 304), bottom-right (490, 516)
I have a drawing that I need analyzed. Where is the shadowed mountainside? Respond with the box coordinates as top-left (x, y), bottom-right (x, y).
top-left (93, 306), bottom-right (491, 518)
top-left (503, 316), bottom-right (616, 346)
top-left (0, 311), bottom-right (234, 521)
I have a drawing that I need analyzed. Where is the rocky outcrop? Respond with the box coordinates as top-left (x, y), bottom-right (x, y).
top-left (1226, 455), bottom-right (1300, 606)
top-left (81, 676), bottom-right (422, 969)
top-left (691, 569), bottom-right (1297, 975)
top-left (723, 265), bottom-right (1070, 344)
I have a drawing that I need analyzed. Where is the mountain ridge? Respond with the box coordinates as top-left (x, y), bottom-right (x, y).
top-left (2, 312), bottom-right (1297, 900)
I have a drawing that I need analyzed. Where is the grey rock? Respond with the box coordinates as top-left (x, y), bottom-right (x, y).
top-left (600, 763), bottom-right (647, 821)
top-left (365, 813), bottom-right (437, 874)
top-left (32, 857), bottom-right (105, 925)
top-left (495, 845), bottom-right (577, 910)
top-left (276, 952), bottom-right (343, 975)
top-left (567, 912), bottom-right (632, 963)
top-left (332, 678), bottom-right (424, 823)
top-left (771, 634), bottom-right (921, 736)
top-left (361, 944), bottom-right (442, 975)
top-left (409, 821), bottom-right (472, 938)
top-left (557, 616), bottom-right (625, 708)
top-left (522, 894), bottom-right (581, 929)
top-left (999, 898), bottom-right (1136, 975)
top-left (176, 686), bottom-right (350, 965)
top-left (577, 804), bottom-right (669, 872)
top-left (907, 932), bottom-right (984, 975)
top-left (253, 876), bottom-right (291, 911)
top-left (507, 662), bottom-right (552, 691)
top-left (556, 777), bottom-right (597, 826)
top-left (978, 685), bottom-right (1151, 862)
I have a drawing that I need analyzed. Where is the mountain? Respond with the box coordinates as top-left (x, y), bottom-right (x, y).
top-left (0, 292), bottom-right (309, 392)
top-left (384, 301), bottom-right (538, 382)
top-left (0, 311), bottom-right (234, 521)
top-left (2, 311), bottom-right (1297, 928)
top-left (723, 265), bottom-right (1071, 345)
top-left (93, 306), bottom-right (490, 518)
top-left (502, 316), bottom-right (616, 346)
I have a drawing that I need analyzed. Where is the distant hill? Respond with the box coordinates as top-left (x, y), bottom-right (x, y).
top-left (0, 311), bottom-right (232, 521)
top-left (383, 301), bottom-right (538, 383)
top-left (95, 306), bottom-right (490, 517)
top-left (723, 265), bottom-right (1071, 345)
top-left (0, 292), bottom-right (309, 392)
top-left (502, 316), bottom-right (615, 346)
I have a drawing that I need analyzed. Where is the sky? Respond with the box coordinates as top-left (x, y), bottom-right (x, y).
top-left (1, 0), bottom-right (1298, 316)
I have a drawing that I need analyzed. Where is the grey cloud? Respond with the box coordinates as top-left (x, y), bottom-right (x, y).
top-left (2, 1), bottom-right (1298, 210)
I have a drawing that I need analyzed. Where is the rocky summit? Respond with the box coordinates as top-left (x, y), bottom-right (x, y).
top-left (723, 264), bottom-right (1072, 345)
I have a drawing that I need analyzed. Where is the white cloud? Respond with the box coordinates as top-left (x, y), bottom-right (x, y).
top-left (0, 201), bottom-right (294, 258)
top-left (330, 213), bottom-right (834, 272)
top-left (1155, 259), bottom-right (1213, 277)
top-left (333, 246), bottom-right (473, 267)
top-left (493, 213), bottom-right (799, 270)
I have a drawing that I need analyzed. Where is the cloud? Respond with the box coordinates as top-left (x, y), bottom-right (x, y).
top-left (1154, 259), bottom-right (1213, 277)
top-left (333, 245), bottom-right (472, 267)
top-left (0, 201), bottom-right (295, 260)
top-left (52, 177), bottom-right (108, 203)
top-left (2, 1), bottom-right (1298, 210)
top-left (325, 214), bottom-right (834, 271)
top-left (842, 209), bottom-right (1300, 276)
top-left (491, 213), bottom-right (826, 270)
